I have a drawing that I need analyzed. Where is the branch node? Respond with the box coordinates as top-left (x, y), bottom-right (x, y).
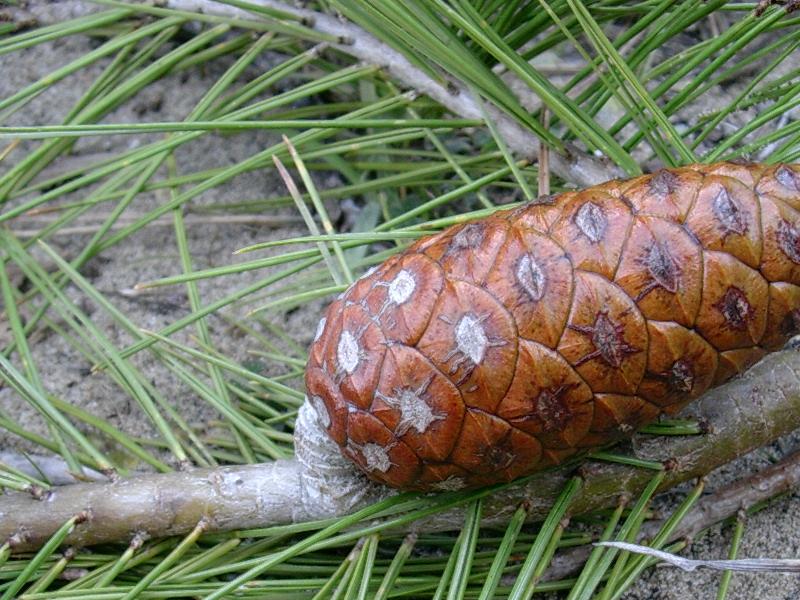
top-left (576, 462), bottom-right (602, 480)
top-left (60, 568), bottom-right (89, 582)
top-left (7, 530), bottom-right (30, 550)
top-left (536, 193), bottom-right (558, 206)
top-left (27, 484), bottom-right (50, 501)
top-left (310, 43), bottom-right (327, 56)
top-left (130, 531), bottom-right (149, 550)
top-left (662, 457), bottom-right (680, 472)
top-left (197, 516), bottom-right (211, 532)
top-left (101, 467), bottom-right (120, 483)
top-left (736, 508), bottom-right (748, 523)
top-left (75, 509), bottom-right (92, 525)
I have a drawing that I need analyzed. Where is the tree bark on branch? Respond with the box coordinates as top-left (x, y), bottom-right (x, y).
top-left (3, 347), bottom-right (800, 552)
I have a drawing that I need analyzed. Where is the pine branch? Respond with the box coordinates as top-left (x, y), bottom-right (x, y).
top-left (4, 347), bottom-right (800, 552)
top-left (154, 0), bottom-right (624, 187)
top-left (2, 460), bottom-right (304, 551)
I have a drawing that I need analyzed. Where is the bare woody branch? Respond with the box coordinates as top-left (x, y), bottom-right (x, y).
top-left (4, 347), bottom-right (800, 552)
top-left (158, 0), bottom-right (624, 187)
top-left (2, 460), bottom-right (304, 552)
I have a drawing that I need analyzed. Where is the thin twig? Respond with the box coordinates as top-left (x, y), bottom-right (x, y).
top-left (644, 447), bottom-right (800, 543)
top-left (158, 0), bottom-right (623, 187)
top-left (538, 108), bottom-right (550, 196)
top-left (543, 448), bottom-right (800, 582)
top-left (595, 541), bottom-right (800, 573)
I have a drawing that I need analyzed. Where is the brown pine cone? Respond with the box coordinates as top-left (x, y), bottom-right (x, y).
top-left (305, 162), bottom-right (800, 492)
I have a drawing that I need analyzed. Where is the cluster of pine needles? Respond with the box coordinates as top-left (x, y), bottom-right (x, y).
top-left (0, 0), bottom-right (799, 598)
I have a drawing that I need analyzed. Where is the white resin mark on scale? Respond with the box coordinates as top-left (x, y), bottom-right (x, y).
top-left (379, 381), bottom-right (442, 435)
top-left (387, 269), bottom-right (416, 305)
top-left (337, 330), bottom-right (360, 374)
top-left (455, 314), bottom-right (489, 365)
top-left (314, 317), bottom-right (327, 342)
top-left (358, 443), bottom-right (391, 473)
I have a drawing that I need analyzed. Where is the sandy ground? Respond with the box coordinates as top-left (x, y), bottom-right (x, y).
top-left (2, 3), bottom-right (800, 598)
top-left (0, 1), bottom-right (328, 464)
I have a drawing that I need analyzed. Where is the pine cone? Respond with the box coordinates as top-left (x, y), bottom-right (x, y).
top-left (305, 162), bottom-right (800, 491)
